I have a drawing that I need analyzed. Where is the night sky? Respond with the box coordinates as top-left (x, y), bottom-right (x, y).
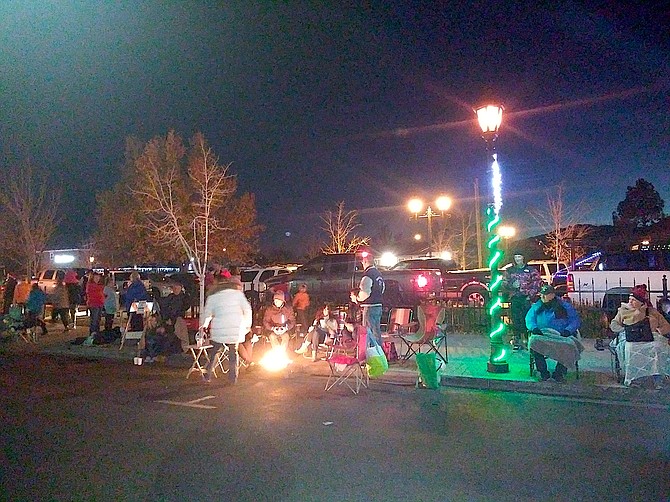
top-left (2, 1), bottom-right (668, 255)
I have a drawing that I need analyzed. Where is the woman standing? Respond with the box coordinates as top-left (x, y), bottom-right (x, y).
top-left (102, 275), bottom-right (118, 331)
top-left (610, 284), bottom-right (670, 388)
top-left (51, 273), bottom-right (71, 331)
top-left (86, 273), bottom-right (105, 335)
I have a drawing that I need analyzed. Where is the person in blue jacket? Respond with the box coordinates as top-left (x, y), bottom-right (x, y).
top-left (525, 284), bottom-right (581, 382)
top-left (124, 271), bottom-right (149, 332)
top-left (26, 282), bottom-right (48, 335)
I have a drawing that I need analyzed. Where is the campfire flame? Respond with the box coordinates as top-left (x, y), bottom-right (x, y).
top-left (259, 347), bottom-right (292, 372)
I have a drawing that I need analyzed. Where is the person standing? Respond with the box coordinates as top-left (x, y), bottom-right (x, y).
top-left (86, 273), bottom-right (105, 335)
top-left (25, 282), bottom-right (48, 336)
top-left (102, 275), bottom-right (118, 332)
top-left (354, 251), bottom-right (385, 345)
top-left (292, 283), bottom-right (310, 337)
top-left (51, 273), bottom-right (71, 331)
top-left (203, 275), bottom-right (253, 384)
top-left (125, 271), bottom-right (149, 332)
top-left (64, 269), bottom-right (82, 323)
top-left (503, 252), bottom-right (542, 350)
top-left (13, 276), bottom-right (32, 308)
top-left (2, 273), bottom-right (17, 314)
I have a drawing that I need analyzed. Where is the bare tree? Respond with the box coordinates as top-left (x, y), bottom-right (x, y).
top-left (0, 161), bottom-right (61, 276)
top-left (446, 207), bottom-right (478, 269)
top-left (321, 201), bottom-right (370, 253)
top-left (529, 185), bottom-right (591, 265)
top-left (131, 131), bottom-right (240, 317)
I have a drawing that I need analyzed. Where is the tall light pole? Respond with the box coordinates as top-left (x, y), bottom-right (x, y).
top-left (476, 104), bottom-right (509, 374)
top-left (407, 195), bottom-right (452, 257)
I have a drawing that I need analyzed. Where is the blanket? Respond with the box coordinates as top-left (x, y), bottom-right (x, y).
top-left (612, 332), bottom-right (670, 385)
top-left (528, 328), bottom-right (584, 370)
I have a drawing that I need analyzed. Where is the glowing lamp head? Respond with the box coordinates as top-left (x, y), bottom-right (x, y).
top-left (435, 196), bottom-right (452, 212)
top-left (476, 104), bottom-right (503, 134)
top-left (407, 198), bottom-right (424, 215)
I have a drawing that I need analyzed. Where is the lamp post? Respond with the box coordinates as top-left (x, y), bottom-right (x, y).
top-left (407, 195), bottom-right (452, 257)
top-left (476, 103), bottom-right (509, 374)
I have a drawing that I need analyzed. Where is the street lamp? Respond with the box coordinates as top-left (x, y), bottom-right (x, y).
top-left (476, 103), bottom-right (509, 374)
top-left (407, 195), bottom-right (452, 257)
top-left (498, 225), bottom-right (516, 255)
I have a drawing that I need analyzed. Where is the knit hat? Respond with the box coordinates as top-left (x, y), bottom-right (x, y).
top-left (630, 284), bottom-right (648, 303)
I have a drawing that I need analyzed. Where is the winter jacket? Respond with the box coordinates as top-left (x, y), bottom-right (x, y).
top-left (103, 285), bottom-right (118, 314)
top-left (124, 280), bottom-right (149, 311)
top-left (13, 282), bottom-right (32, 304)
top-left (51, 282), bottom-right (70, 309)
top-left (610, 303), bottom-right (670, 337)
top-left (160, 291), bottom-right (191, 321)
top-left (504, 265), bottom-right (542, 299)
top-left (292, 290), bottom-right (310, 311)
top-left (525, 297), bottom-right (580, 334)
top-left (26, 287), bottom-right (47, 314)
top-left (263, 303), bottom-right (296, 332)
top-left (203, 281), bottom-right (252, 344)
top-left (86, 281), bottom-right (105, 308)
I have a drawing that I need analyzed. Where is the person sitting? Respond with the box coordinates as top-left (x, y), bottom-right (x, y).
top-left (295, 304), bottom-right (338, 361)
top-left (609, 284), bottom-right (670, 388)
top-left (140, 314), bottom-right (168, 363)
top-left (262, 290), bottom-right (295, 351)
top-left (13, 276), bottom-right (32, 309)
top-left (341, 288), bottom-right (362, 340)
top-left (159, 281), bottom-right (191, 353)
top-left (526, 284), bottom-right (582, 382)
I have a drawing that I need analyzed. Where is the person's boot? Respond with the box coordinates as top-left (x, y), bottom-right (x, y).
top-left (294, 340), bottom-right (310, 354)
top-left (311, 350), bottom-right (317, 362)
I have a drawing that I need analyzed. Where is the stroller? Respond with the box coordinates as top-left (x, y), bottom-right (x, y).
top-left (0, 304), bottom-right (39, 343)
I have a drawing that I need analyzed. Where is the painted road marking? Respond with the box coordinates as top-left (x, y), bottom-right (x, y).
top-left (156, 395), bottom-right (217, 409)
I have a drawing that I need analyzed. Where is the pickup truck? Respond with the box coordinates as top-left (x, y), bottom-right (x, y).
top-left (566, 249), bottom-right (670, 307)
top-left (390, 258), bottom-right (490, 304)
top-left (261, 253), bottom-right (443, 308)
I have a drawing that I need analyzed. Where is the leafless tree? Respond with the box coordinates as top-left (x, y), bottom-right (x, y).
top-left (529, 185), bottom-right (591, 265)
top-left (321, 201), bottom-right (370, 253)
top-left (0, 161), bottom-right (61, 277)
top-left (131, 131), bottom-right (238, 316)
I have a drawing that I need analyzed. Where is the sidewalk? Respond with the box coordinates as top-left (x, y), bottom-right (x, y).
top-left (4, 324), bottom-right (669, 406)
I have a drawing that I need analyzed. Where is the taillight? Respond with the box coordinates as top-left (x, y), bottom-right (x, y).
top-left (567, 274), bottom-right (574, 292)
top-left (416, 274), bottom-right (428, 288)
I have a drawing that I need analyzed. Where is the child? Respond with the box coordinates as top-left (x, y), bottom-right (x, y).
top-left (292, 283), bottom-right (310, 336)
top-left (25, 283), bottom-right (48, 336)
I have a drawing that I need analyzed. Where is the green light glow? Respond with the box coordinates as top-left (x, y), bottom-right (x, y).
top-left (493, 348), bottom-right (507, 361)
top-left (487, 234), bottom-right (501, 248)
top-left (486, 203), bottom-right (507, 369)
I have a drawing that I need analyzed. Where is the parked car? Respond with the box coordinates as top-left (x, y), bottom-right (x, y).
top-left (240, 267), bottom-right (291, 293)
top-left (35, 268), bottom-right (89, 295)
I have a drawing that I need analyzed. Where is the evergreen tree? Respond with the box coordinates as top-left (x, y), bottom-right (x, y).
top-left (613, 178), bottom-right (665, 227)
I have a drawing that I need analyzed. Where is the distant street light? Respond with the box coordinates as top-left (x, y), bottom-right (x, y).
top-left (498, 225), bottom-right (516, 257)
top-left (407, 195), bottom-right (452, 257)
top-left (476, 103), bottom-right (508, 374)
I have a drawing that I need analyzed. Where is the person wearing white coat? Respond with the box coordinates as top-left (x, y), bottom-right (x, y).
top-left (203, 277), bottom-right (253, 384)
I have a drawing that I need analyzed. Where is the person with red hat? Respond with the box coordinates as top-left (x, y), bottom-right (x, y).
top-left (610, 284), bottom-right (670, 388)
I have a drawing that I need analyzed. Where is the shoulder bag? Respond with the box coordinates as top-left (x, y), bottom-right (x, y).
top-left (624, 308), bottom-right (654, 342)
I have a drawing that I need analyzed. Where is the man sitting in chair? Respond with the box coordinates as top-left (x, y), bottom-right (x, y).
top-left (263, 290), bottom-right (295, 351)
top-left (526, 284), bottom-right (582, 383)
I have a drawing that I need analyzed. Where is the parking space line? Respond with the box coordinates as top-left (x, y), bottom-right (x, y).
top-left (155, 395), bottom-right (217, 409)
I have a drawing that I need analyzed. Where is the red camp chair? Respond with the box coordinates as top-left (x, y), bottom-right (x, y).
top-left (324, 325), bottom-right (369, 394)
top-left (395, 303), bottom-right (448, 366)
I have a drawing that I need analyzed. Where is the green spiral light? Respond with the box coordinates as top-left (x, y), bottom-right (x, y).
top-left (486, 205), bottom-right (508, 369)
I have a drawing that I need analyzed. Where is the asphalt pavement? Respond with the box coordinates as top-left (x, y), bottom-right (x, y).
top-left (3, 320), bottom-right (670, 407)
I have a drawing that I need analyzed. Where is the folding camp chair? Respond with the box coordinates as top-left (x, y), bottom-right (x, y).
top-left (119, 301), bottom-right (152, 350)
top-left (395, 303), bottom-right (448, 366)
top-left (386, 307), bottom-right (413, 335)
top-left (324, 325), bottom-right (369, 394)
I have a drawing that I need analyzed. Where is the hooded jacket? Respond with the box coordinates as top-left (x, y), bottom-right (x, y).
top-left (203, 280), bottom-right (252, 344)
